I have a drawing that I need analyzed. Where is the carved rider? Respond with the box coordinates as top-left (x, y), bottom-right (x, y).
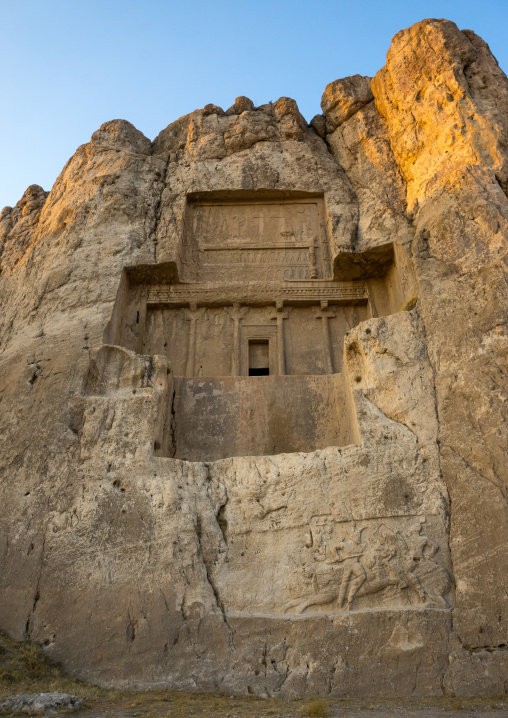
top-left (332, 535), bottom-right (367, 610)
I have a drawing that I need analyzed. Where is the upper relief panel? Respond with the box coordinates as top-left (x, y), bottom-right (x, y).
top-left (181, 195), bottom-right (332, 283)
top-left (151, 99), bottom-right (359, 275)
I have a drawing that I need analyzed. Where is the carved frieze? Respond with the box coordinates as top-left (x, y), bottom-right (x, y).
top-left (146, 284), bottom-right (368, 307)
top-left (283, 515), bottom-right (453, 613)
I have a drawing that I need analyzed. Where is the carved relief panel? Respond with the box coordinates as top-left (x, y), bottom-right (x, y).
top-left (181, 196), bottom-right (332, 283)
top-left (134, 192), bottom-right (412, 461)
top-left (214, 514), bottom-right (453, 616)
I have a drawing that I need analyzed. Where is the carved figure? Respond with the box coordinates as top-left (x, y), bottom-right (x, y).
top-left (284, 517), bottom-right (452, 614)
top-left (405, 517), bottom-right (453, 608)
top-left (333, 534), bottom-right (367, 609)
top-left (283, 561), bottom-right (340, 614)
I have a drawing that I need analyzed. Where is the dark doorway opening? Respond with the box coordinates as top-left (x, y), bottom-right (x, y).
top-left (249, 340), bottom-right (269, 376)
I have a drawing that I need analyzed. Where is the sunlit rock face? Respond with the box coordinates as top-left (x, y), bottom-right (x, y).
top-left (0, 18), bottom-right (507, 698)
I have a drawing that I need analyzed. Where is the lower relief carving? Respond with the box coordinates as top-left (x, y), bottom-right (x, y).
top-left (218, 516), bottom-right (453, 617)
top-left (284, 516), bottom-right (453, 614)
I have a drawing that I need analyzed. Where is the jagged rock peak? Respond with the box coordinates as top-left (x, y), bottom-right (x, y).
top-left (152, 95), bottom-right (309, 158)
top-left (90, 120), bottom-right (151, 154)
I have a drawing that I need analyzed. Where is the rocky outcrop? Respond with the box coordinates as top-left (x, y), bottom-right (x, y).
top-left (323, 96), bottom-right (411, 251)
top-left (321, 75), bottom-right (374, 133)
top-left (0, 18), bottom-right (506, 698)
top-left (0, 693), bottom-right (84, 715)
top-left (0, 185), bottom-right (49, 277)
top-left (152, 95), bottom-right (309, 159)
top-left (372, 18), bottom-right (508, 655)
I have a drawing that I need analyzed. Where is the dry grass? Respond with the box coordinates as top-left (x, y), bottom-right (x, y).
top-left (300, 697), bottom-right (329, 717)
top-left (0, 630), bottom-right (87, 696)
top-left (0, 630), bottom-right (296, 715)
top-left (401, 296), bottom-right (418, 312)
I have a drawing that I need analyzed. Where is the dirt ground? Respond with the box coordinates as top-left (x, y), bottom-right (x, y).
top-left (76, 695), bottom-right (508, 718)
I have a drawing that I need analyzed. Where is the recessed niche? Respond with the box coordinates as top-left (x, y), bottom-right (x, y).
top-left (102, 191), bottom-right (418, 462)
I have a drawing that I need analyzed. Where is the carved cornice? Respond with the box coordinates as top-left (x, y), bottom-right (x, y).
top-left (146, 283), bottom-right (368, 307)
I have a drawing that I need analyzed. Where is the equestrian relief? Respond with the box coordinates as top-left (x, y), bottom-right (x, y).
top-left (283, 516), bottom-right (453, 614)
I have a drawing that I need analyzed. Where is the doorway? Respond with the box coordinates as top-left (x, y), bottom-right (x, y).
top-left (249, 340), bottom-right (269, 376)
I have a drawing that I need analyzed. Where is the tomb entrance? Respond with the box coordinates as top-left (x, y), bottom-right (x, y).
top-left (111, 191), bottom-right (415, 461)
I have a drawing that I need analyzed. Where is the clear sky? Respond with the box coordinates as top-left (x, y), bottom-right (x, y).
top-left (1, 0), bottom-right (507, 210)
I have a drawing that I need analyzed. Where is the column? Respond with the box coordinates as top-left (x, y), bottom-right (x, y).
top-left (185, 302), bottom-right (198, 377)
top-left (315, 300), bottom-right (336, 374)
top-left (230, 303), bottom-right (247, 376)
top-left (308, 244), bottom-right (318, 279)
top-left (270, 300), bottom-right (289, 376)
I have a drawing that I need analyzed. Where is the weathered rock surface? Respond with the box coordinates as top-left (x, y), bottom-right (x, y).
top-left (321, 75), bottom-right (374, 133)
top-left (372, 17), bottom-right (508, 655)
top-left (0, 692), bottom-right (84, 715)
top-left (0, 18), bottom-right (506, 698)
top-left (0, 185), bottom-right (49, 277)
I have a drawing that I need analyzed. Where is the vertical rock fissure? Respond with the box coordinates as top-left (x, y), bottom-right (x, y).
top-left (168, 388), bottom-right (176, 458)
top-left (25, 531), bottom-right (46, 639)
top-left (195, 511), bottom-right (236, 649)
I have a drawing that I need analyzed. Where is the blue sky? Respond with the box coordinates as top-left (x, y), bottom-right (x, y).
top-left (1, 0), bottom-right (507, 210)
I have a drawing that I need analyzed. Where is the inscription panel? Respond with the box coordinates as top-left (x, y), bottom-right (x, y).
top-left (182, 198), bottom-right (332, 282)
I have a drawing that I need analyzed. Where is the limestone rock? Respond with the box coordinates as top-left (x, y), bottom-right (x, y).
top-left (0, 185), bottom-right (49, 277)
top-left (152, 95), bottom-right (310, 164)
top-left (272, 96), bottom-right (308, 140)
top-left (372, 17), bottom-right (508, 658)
top-left (372, 18), bottom-right (508, 210)
top-left (325, 102), bottom-right (412, 250)
top-left (310, 114), bottom-right (326, 139)
top-left (0, 692), bottom-right (84, 715)
top-left (321, 75), bottom-right (374, 132)
top-left (203, 103), bottom-right (225, 117)
top-left (256, 102), bottom-right (274, 115)
top-left (0, 17), bottom-right (507, 700)
top-left (226, 95), bottom-right (255, 115)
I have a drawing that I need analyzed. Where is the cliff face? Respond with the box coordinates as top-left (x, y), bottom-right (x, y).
top-left (0, 18), bottom-right (506, 697)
